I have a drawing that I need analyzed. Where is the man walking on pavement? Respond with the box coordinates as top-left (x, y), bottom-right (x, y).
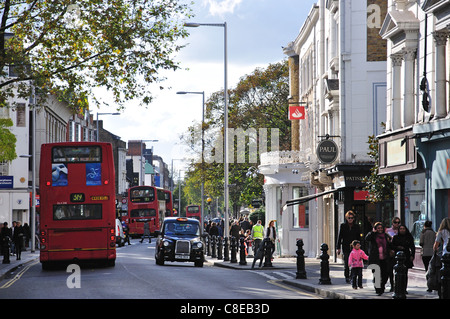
top-left (251, 220), bottom-right (264, 256)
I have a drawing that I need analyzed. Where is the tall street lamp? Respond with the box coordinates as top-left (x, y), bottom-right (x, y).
top-left (177, 91), bottom-right (205, 227)
top-left (184, 22), bottom-right (229, 236)
top-left (19, 153), bottom-right (35, 253)
top-left (96, 112), bottom-right (120, 141)
top-left (140, 139), bottom-right (158, 185)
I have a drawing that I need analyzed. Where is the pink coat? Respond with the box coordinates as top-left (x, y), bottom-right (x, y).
top-left (348, 248), bottom-right (369, 268)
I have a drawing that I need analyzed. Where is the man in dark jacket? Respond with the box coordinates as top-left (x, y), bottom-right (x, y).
top-left (230, 220), bottom-right (241, 252)
top-left (336, 210), bottom-right (361, 283)
top-left (1, 222), bottom-right (12, 264)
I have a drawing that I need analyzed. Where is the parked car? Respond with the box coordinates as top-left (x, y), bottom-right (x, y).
top-left (155, 217), bottom-right (205, 267)
top-left (115, 219), bottom-right (125, 247)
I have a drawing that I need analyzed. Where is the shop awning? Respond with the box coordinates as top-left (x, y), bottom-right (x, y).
top-left (283, 189), bottom-right (338, 210)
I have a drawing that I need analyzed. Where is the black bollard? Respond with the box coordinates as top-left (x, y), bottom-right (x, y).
top-left (251, 240), bottom-right (264, 269)
top-left (440, 243), bottom-right (450, 299)
top-left (239, 237), bottom-right (247, 265)
top-left (393, 251), bottom-right (407, 299)
top-left (230, 236), bottom-right (237, 263)
top-left (211, 235), bottom-right (217, 258)
top-left (296, 239), bottom-right (307, 279)
top-left (206, 235), bottom-right (211, 256)
top-left (217, 237), bottom-right (223, 260)
top-left (319, 243), bottom-right (331, 285)
top-left (263, 238), bottom-right (273, 268)
top-left (202, 234), bottom-right (209, 257)
top-left (2, 236), bottom-right (11, 264)
top-left (223, 237), bottom-right (230, 261)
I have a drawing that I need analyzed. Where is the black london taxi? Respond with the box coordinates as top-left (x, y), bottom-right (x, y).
top-left (154, 217), bottom-right (205, 267)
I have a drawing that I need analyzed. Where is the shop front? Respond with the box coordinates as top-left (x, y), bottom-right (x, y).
top-left (414, 119), bottom-right (450, 225)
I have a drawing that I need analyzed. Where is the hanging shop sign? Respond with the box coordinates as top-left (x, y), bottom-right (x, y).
top-left (317, 139), bottom-right (339, 164)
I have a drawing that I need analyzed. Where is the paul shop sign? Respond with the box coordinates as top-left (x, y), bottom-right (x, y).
top-left (317, 139), bottom-right (339, 164)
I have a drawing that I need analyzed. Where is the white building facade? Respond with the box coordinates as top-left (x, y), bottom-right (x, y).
top-left (261, 0), bottom-right (388, 257)
top-left (378, 0), bottom-right (450, 268)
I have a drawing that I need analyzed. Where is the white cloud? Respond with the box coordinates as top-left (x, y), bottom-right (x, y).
top-left (203, 0), bottom-right (243, 17)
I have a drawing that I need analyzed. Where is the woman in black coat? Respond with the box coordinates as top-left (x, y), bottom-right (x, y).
top-left (392, 224), bottom-right (415, 268)
top-left (365, 222), bottom-right (393, 295)
top-left (392, 224), bottom-right (415, 291)
top-left (336, 211), bottom-right (361, 283)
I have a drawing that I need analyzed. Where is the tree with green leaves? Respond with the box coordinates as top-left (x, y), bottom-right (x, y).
top-left (181, 60), bottom-right (290, 213)
top-left (363, 133), bottom-right (396, 202)
top-left (0, 0), bottom-right (191, 111)
top-left (0, 118), bottom-right (16, 161)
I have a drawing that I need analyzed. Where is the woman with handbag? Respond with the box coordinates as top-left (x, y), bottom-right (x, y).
top-left (365, 222), bottom-right (393, 296)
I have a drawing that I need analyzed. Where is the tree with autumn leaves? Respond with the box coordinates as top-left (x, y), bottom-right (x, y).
top-left (0, 0), bottom-right (191, 162)
top-left (181, 60), bottom-right (291, 214)
top-left (1, 0), bottom-right (190, 110)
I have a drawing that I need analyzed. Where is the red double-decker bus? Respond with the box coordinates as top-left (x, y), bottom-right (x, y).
top-left (163, 189), bottom-right (174, 217)
top-left (39, 142), bottom-right (117, 269)
top-left (186, 205), bottom-right (201, 221)
top-left (125, 186), bottom-right (171, 237)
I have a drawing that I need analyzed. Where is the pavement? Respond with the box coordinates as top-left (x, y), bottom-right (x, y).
top-left (0, 248), bottom-right (441, 299)
top-left (0, 248), bottom-right (40, 281)
top-left (205, 253), bottom-right (441, 299)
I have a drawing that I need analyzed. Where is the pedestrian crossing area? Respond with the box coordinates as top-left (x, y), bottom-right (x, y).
top-left (249, 270), bottom-right (298, 281)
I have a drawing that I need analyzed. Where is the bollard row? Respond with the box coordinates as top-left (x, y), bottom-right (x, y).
top-left (200, 236), bottom-right (450, 299)
top-left (203, 234), bottom-right (275, 268)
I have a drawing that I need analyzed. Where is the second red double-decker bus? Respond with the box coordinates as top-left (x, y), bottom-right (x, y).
top-left (186, 205), bottom-right (201, 221)
top-left (163, 189), bottom-right (174, 217)
top-left (125, 186), bottom-right (172, 237)
top-left (39, 142), bottom-right (117, 269)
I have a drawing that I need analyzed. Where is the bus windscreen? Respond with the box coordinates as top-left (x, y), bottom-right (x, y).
top-left (53, 204), bottom-right (102, 220)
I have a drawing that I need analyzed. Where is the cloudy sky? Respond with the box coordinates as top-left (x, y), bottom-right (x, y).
top-left (95, 0), bottom-right (317, 174)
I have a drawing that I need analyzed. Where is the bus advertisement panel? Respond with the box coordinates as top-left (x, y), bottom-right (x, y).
top-left (39, 142), bottom-right (116, 269)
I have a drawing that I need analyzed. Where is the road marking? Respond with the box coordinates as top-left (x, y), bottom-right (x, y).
top-left (267, 280), bottom-right (322, 299)
top-left (273, 271), bottom-right (294, 279)
top-left (0, 259), bottom-right (39, 289)
top-left (249, 270), bottom-right (278, 280)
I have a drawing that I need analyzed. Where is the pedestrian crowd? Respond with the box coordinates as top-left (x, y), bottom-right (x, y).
top-left (336, 210), bottom-right (450, 297)
top-left (203, 216), bottom-right (278, 260)
top-left (0, 221), bottom-right (31, 264)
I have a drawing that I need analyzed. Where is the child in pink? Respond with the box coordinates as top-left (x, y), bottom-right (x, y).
top-left (348, 240), bottom-right (369, 289)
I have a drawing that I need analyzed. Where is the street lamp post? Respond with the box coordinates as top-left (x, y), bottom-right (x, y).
top-left (170, 158), bottom-right (184, 193)
top-left (140, 140), bottom-right (158, 186)
top-left (177, 91), bottom-right (205, 230)
top-left (184, 22), bottom-right (229, 236)
top-left (96, 112), bottom-right (120, 141)
top-left (19, 153), bottom-right (35, 253)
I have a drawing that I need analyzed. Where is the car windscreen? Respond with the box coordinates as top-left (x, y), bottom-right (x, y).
top-left (164, 221), bottom-right (200, 236)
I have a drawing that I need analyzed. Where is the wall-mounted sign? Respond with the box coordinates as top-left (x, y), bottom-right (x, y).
top-left (317, 139), bottom-right (339, 164)
top-left (288, 106), bottom-right (305, 120)
top-left (0, 176), bottom-right (13, 189)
